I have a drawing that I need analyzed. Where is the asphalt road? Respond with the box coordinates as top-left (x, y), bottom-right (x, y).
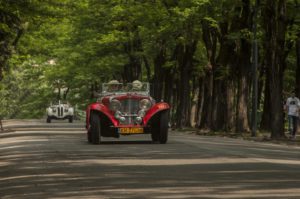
top-left (1, 120), bottom-right (300, 199)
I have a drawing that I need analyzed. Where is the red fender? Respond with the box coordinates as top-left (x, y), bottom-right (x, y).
top-left (86, 103), bottom-right (119, 129)
top-left (144, 102), bottom-right (170, 125)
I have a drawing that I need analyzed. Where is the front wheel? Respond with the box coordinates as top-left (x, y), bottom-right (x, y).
top-left (158, 111), bottom-right (169, 144)
top-left (90, 112), bottom-right (101, 144)
top-left (151, 129), bottom-right (159, 142)
top-left (87, 131), bottom-right (92, 143)
top-left (69, 116), bottom-right (73, 123)
top-left (46, 117), bottom-right (51, 123)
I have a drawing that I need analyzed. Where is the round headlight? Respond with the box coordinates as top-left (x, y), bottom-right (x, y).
top-left (139, 99), bottom-right (151, 111)
top-left (110, 99), bottom-right (121, 111)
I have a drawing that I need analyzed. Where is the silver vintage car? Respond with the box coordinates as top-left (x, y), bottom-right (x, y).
top-left (46, 100), bottom-right (74, 123)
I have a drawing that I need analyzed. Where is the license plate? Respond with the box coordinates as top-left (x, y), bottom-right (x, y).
top-left (119, 127), bottom-right (144, 134)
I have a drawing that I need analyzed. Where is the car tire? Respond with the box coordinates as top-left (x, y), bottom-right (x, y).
top-left (158, 111), bottom-right (169, 144)
top-left (87, 131), bottom-right (92, 143)
top-left (47, 117), bottom-right (51, 123)
top-left (90, 112), bottom-right (101, 144)
top-left (151, 116), bottom-right (159, 142)
top-left (69, 116), bottom-right (73, 123)
top-left (151, 130), bottom-right (159, 142)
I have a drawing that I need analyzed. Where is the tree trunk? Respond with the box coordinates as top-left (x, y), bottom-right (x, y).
top-left (176, 41), bottom-right (198, 128)
top-left (235, 44), bottom-right (251, 133)
top-left (296, 33), bottom-right (300, 98)
top-left (142, 55), bottom-right (151, 82)
top-left (190, 77), bottom-right (200, 127)
top-left (200, 71), bottom-right (213, 129)
top-left (153, 40), bottom-right (166, 101)
top-left (0, 119), bottom-right (3, 131)
top-left (264, 0), bottom-right (287, 138)
top-left (211, 72), bottom-right (226, 130)
top-left (63, 87), bottom-right (70, 100)
top-left (225, 80), bottom-right (235, 131)
top-left (232, 0), bottom-right (251, 133)
top-left (199, 19), bottom-right (218, 129)
top-left (171, 79), bottom-right (179, 127)
top-left (196, 78), bottom-right (205, 127)
top-left (163, 68), bottom-right (173, 104)
top-left (260, 74), bottom-right (271, 130)
top-left (57, 87), bottom-right (61, 100)
top-left (236, 74), bottom-right (250, 133)
top-left (257, 64), bottom-right (265, 115)
top-left (123, 59), bottom-right (142, 82)
top-left (123, 31), bottom-right (143, 82)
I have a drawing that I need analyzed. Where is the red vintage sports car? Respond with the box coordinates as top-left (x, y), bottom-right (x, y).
top-left (86, 81), bottom-right (170, 144)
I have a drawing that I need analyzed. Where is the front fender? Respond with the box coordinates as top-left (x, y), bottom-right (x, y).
top-left (144, 102), bottom-right (170, 125)
top-left (86, 103), bottom-right (118, 130)
top-left (46, 108), bottom-right (53, 116)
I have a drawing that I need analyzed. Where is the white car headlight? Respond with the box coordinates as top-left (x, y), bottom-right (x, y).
top-left (139, 99), bottom-right (151, 111)
top-left (110, 99), bottom-right (121, 111)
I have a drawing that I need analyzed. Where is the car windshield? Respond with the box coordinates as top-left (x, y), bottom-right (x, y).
top-left (51, 100), bottom-right (69, 105)
top-left (102, 82), bottom-right (150, 95)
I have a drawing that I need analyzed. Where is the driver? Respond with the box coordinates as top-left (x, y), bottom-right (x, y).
top-left (107, 80), bottom-right (120, 92)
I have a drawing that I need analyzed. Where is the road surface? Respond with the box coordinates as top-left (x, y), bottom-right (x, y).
top-left (1, 120), bottom-right (300, 198)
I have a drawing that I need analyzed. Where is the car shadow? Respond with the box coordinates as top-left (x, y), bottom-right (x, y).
top-left (95, 140), bottom-right (154, 145)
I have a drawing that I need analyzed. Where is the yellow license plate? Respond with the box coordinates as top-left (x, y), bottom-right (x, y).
top-left (119, 127), bottom-right (144, 134)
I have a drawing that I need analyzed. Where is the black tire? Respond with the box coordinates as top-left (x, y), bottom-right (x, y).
top-left (46, 117), bottom-right (51, 123)
top-left (158, 111), bottom-right (169, 144)
top-left (87, 131), bottom-right (92, 143)
top-left (69, 116), bottom-right (73, 123)
top-left (90, 112), bottom-right (101, 144)
top-left (151, 128), bottom-right (159, 142)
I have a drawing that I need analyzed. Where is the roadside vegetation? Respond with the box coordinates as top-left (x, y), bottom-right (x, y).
top-left (0, 0), bottom-right (299, 139)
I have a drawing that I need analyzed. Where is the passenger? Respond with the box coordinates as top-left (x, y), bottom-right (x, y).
top-left (132, 80), bottom-right (143, 91)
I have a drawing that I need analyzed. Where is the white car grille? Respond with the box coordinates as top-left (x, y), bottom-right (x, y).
top-left (57, 106), bottom-right (64, 117)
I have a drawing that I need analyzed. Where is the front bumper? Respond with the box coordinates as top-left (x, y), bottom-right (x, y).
top-left (48, 115), bottom-right (73, 120)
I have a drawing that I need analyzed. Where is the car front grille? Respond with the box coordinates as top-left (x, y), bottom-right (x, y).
top-left (119, 99), bottom-right (140, 125)
top-left (57, 106), bottom-right (63, 117)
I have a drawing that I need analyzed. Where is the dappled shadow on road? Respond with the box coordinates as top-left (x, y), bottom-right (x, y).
top-left (1, 131), bottom-right (300, 198)
top-left (0, 132), bottom-right (83, 139)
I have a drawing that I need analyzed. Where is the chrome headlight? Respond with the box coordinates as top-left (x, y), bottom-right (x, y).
top-left (135, 116), bottom-right (142, 124)
top-left (139, 99), bottom-right (151, 111)
top-left (115, 111), bottom-right (125, 122)
top-left (110, 99), bottom-right (121, 111)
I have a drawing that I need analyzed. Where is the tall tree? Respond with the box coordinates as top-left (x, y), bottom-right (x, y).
top-left (296, 33), bottom-right (300, 97)
top-left (263, 0), bottom-right (287, 138)
top-left (0, 1), bottom-right (25, 80)
top-left (234, 0), bottom-right (251, 133)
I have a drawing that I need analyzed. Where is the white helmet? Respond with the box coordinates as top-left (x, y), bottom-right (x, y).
top-left (132, 80), bottom-right (142, 90)
top-left (108, 80), bottom-right (119, 84)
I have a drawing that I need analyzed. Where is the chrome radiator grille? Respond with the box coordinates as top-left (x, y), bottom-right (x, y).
top-left (57, 106), bottom-right (63, 117)
top-left (119, 99), bottom-right (140, 125)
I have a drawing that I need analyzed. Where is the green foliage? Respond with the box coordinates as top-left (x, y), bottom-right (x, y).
top-left (0, 0), bottom-right (299, 127)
